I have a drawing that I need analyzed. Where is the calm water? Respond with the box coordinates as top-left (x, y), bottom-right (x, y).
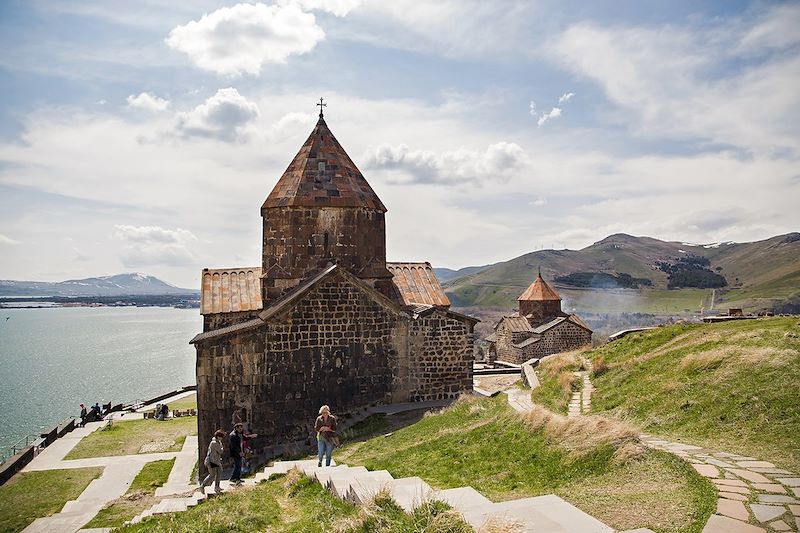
top-left (0, 307), bottom-right (199, 453)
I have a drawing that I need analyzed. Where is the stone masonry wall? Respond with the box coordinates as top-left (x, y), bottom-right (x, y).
top-left (528, 321), bottom-right (592, 359)
top-left (494, 321), bottom-right (533, 363)
top-left (261, 207), bottom-right (389, 303)
top-left (203, 310), bottom-right (261, 332)
top-left (195, 272), bottom-right (403, 475)
top-left (404, 310), bottom-right (474, 402)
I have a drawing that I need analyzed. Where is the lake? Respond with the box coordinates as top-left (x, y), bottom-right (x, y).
top-left (0, 307), bottom-right (199, 455)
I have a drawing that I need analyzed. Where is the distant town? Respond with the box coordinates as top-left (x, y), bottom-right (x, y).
top-left (0, 295), bottom-right (200, 309)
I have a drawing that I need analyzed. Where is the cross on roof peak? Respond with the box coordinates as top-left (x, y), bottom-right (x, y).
top-left (316, 97), bottom-right (327, 118)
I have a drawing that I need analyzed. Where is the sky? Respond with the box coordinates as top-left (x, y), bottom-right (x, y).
top-left (0, 0), bottom-right (798, 288)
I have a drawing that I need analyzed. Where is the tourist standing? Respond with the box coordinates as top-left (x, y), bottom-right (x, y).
top-left (229, 423), bottom-right (245, 485)
top-left (315, 405), bottom-right (337, 467)
top-left (78, 404), bottom-right (87, 427)
top-left (200, 430), bottom-right (225, 494)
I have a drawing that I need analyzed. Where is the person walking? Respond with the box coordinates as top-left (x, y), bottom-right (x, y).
top-left (315, 405), bottom-right (337, 467)
top-left (229, 422), bottom-right (246, 485)
top-left (200, 430), bottom-right (225, 494)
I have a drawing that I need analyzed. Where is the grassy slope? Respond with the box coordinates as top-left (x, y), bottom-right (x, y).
top-left (590, 317), bottom-right (800, 471)
top-left (444, 233), bottom-right (799, 312)
top-left (116, 472), bottom-right (471, 533)
top-left (65, 417), bottom-right (197, 459)
top-left (530, 351), bottom-right (584, 414)
top-left (0, 467), bottom-right (103, 533)
top-left (84, 458), bottom-right (175, 529)
top-left (338, 396), bottom-right (714, 533)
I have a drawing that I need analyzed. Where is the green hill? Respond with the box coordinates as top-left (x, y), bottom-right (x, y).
top-left (587, 317), bottom-right (800, 472)
top-left (444, 232), bottom-right (800, 314)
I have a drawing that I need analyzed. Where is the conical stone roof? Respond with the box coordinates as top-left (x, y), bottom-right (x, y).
top-left (262, 116), bottom-right (386, 212)
top-left (518, 273), bottom-right (561, 302)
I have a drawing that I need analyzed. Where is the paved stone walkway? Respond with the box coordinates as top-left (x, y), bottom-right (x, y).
top-left (642, 435), bottom-right (799, 532)
top-left (567, 368), bottom-right (593, 417)
top-left (20, 420), bottom-right (186, 533)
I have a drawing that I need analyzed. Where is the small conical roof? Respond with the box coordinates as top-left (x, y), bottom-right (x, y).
top-left (262, 116), bottom-right (386, 212)
top-left (518, 272), bottom-right (561, 302)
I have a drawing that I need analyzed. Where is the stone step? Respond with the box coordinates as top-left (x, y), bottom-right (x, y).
top-left (344, 470), bottom-right (395, 503)
top-left (462, 494), bottom-right (614, 533)
top-left (324, 466), bottom-right (370, 497)
top-left (388, 476), bottom-right (434, 512)
top-left (432, 486), bottom-right (493, 513)
top-left (314, 465), bottom-right (362, 487)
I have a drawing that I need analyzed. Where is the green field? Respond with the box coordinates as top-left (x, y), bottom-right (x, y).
top-left (65, 417), bottom-right (197, 459)
top-left (337, 396), bottom-right (714, 533)
top-left (588, 317), bottom-right (800, 471)
top-left (0, 467), bottom-right (103, 533)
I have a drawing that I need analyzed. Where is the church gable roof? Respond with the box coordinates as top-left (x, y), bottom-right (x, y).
top-left (387, 262), bottom-right (451, 307)
top-left (262, 116), bottom-right (386, 212)
top-left (518, 273), bottom-right (561, 302)
top-left (498, 315), bottom-right (533, 332)
top-left (259, 264), bottom-right (406, 323)
top-left (201, 267), bottom-right (262, 315)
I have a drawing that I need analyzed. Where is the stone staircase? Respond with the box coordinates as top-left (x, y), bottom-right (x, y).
top-left (130, 458), bottom-right (615, 532)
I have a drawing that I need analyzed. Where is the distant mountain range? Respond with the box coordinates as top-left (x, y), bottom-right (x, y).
top-left (441, 232), bottom-right (800, 314)
top-left (0, 273), bottom-right (198, 297)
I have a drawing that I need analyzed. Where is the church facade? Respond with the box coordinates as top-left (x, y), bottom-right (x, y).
top-left (486, 272), bottom-right (592, 364)
top-left (191, 112), bottom-right (477, 472)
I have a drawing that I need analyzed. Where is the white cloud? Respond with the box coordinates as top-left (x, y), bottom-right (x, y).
top-left (537, 107), bottom-right (561, 126)
top-left (551, 6), bottom-right (800, 155)
top-left (364, 142), bottom-right (525, 185)
top-left (176, 88), bottom-right (259, 142)
top-left (283, 0), bottom-right (363, 17)
top-left (558, 92), bottom-right (574, 104)
top-left (127, 92), bottom-right (170, 112)
top-left (166, 3), bottom-right (325, 76)
top-left (114, 225), bottom-right (199, 268)
top-left (529, 101), bottom-right (537, 116)
top-left (531, 198), bottom-right (547, 207)
top-left (0, 233), bottom-right (20, 245)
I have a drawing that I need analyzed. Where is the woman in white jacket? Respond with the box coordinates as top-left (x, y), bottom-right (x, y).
top-left (200, 429), bottom-right (225, 494)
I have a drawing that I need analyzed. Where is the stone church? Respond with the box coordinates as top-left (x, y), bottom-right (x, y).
top-left (486, 271), bottom-right (592, 364)
top-left (190, 110), bottom-right (477, 471)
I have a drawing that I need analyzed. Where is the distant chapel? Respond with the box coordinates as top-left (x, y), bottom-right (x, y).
top-left (190, 109), bottom-right (477, 472)
top-left (486, 271), bottom-right (592, 364)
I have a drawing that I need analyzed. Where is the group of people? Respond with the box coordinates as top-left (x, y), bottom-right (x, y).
top-left (78, 402), bottom-right (103, 426)
top-left (200, 404), bottom-right (337, 494)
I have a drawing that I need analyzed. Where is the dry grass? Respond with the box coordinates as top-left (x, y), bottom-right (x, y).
top-left (521, 405), bottom-right (644, 464)
top-left (537, 350), bottom-right (584, 378)
top-left (680, 346), bottom-right (795, 370)
top-left (591, 355), bottom-right (609, 377)
top-left (558, 372), bottom-right (577, 395)
top-left (478, 515), bottom-right (524, 533)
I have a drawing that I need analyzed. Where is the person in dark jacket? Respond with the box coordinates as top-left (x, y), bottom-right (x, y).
top-left (79, 404), bottom-right (87, 427)
top-left (229, 423), bottom-right (245, 485)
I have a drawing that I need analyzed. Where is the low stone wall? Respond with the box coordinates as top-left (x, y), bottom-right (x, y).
top-left (0, 446), bottom-right (34, 485)
top-left (521, 358), bottom-right (540, 390)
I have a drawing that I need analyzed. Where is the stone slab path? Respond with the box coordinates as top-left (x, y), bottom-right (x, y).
top-left (641, 436), bottom-right (799, 532)
top-left (568, 360), bottom-right (594, 418)
top-left (19, 419), bottom-right (185, 533)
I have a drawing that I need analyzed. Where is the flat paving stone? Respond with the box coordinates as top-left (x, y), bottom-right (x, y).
top-left (749, 503), bottom-right (786, 522)
top-left (749, 468), bottom-right (793, 475)
top-left (788, 503), bottom-right (800, 515)
top-left (693, 464), bottom-right (720, 478)
top-left (715, 479), bottom-right (749, 487)
top-left (791, 486), bottom-right (800, 498)
top-left (717, 499), bottom-right (749, 521)
top-left (751, 483), bottom-right (786, 493)
top-left (719, 492), bottom-right (748, 501)
top-left (714, 484), bottom-right (750, 495)
top-left (705, 458), bottom-right (736, 468)
top-left (701, 514), bottom-right (765, 533)
top-left (730, 468), bottom-right (771, 483)
top-left (776, 478), bottom-right (800, 487)
top-left (769, 520), bottom-right (790, 531)
top-left (737, 461), bottom-right (776, 469)
top-left (758, 494), bottom-right (799, 504)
